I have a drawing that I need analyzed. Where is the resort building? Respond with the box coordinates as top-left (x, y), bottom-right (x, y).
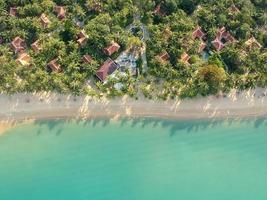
top-left (156, 52), bottom-right (170, 61)
top-left (153, 5), bottom-right (166, 16)
top-left (82, 54), bottom-right (92, 64)
top-left (77, 31), bottom-right (88, 47)
top-left (96, 58), bottom-right (119, 82)
top-left (40, 14), bottom-right (51, 28)
top-left (103, 42), bottom-right (120, 56)
top-left (211, 37), bottom-right (224, 51)
top-left (192, 26), bottom-right (207, 53)
top-left (16, 52), bottom-right (31, 66)
top-left (245, 37), bottom-right (262, 50)
top-left (192, 26), bottom-right (206, 40)
top-left (54, 6), bottom-right (66, 20)
top-left (212, 27), bottom-right (236, 51)
top-left (31, 40), bottom-right (42, 52)
top-left (9, 7), bottom-right (17, 17)
top-left (229, 4), bottom-right (240, 14)
top-left (180, 52), bottom-right (190, 64)
top-left (11, 37), bottom-right (26, 53)
top-left (48, 59), bottom-right (61, 72)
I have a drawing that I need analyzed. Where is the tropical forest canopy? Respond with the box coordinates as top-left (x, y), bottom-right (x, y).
top-left (0, 0), bottom-right (266, 99)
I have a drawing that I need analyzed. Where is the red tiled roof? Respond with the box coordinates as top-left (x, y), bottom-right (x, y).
top-left (10, 7), bottom-right (17, 17)
top-left (180, 52), bottom-right (190, 64)
top-left (31, 40), bottom-right (42, 52)
top-left (193, 26), bottom-right (205, 40)
top-left (192, 26), bottom-right (206, 53)
top-left (153, 5), bottom-right (166, 16)
top-left (82, 54), bottom-right (92, 63)
top-left (48, 59), bottom-right (61, 72)
top-left (16, 52), bottom-right (31, 66)
top-left (78, 37), bottom-right (87, 46)
top-left (212, 38), bottom-right (224, 51)
top-left (77, 31), bottom-right (88, 47)
top-left (11, 37), bottom-right (25, 53)
top-left (212, 27), bottom-right (236, 51)
top-left (229, 4), bottom-right (240, 13)
top-left (54, 6), bottom-right (66, 20)
top-left (216, 27), bottom-right (227, 39)
top-left (103, 42), bottom-right (120, 56)
top-left (96, 58), bottom-right (119, 82)
top-left (40, 14), bottom-right (51, 28)
top-left (156, 52), bottom-right (170, 61)
top-left (78, 31), bottom-right (87, 39)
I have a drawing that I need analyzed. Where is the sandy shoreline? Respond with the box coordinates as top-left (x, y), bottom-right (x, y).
top-left (1, 88), bottom-right (267, 133)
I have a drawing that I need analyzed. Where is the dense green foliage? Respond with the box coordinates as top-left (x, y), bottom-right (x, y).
top-left (0, 0), bottom-right (266, 99)
top-left (0, 0), bottom-right (134, 95)
top-left (144, 0), bottom-right (267, 99)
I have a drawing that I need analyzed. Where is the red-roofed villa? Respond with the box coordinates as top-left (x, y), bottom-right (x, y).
top-left (83, 54), bottom-right (92, 64)
top-left (54, 6), bottom-right (66, 20)
top-left (192, 26), bottom-right (207, 53)
top-left (103, 42), bottom-right (120, 56)
top-left (11, 37), bottom-right (26, 53)
top-left (211, 38), bottom-right (225, 51)
top-left (229, 4), bottom-right (240, 14)
top-left (16, 52), bottom-right (31, 66)
top-left (9, 7), bottom-right (18, 17)
top-left (156, 52), bottom-right (170, 61)
top-left (77, 31), bottom-right (88, 47)
top-left (212, 27), bottom-right (236, 51)
top-left (40, 14), bottom-right (51, 28)
top-left (192, 26), bottom-right (206, 40)
top-left (96, 58), bottom-right (119, 82)
top-left (48, 59), bottom-right (61, 72)
top-left (180, 52), bottom-right (190, 64)
top-left (153, 5), bottom-right (166, 16)
top-left (31, 40), bottom-right (42, 52)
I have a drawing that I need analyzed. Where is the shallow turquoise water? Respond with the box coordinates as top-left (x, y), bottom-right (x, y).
top-left (0, 118), bottom-right (267, 200)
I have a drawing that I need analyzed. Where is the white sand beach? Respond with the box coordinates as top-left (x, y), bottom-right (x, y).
top-left (1, 88), bottom-right (267, 133)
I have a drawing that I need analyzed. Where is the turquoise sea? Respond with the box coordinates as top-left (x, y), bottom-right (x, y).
top-left (0, 118), bottom-right (267, 200)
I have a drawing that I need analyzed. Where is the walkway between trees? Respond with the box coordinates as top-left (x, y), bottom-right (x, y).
top-left (127, 12), bottom-right (149, 73)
